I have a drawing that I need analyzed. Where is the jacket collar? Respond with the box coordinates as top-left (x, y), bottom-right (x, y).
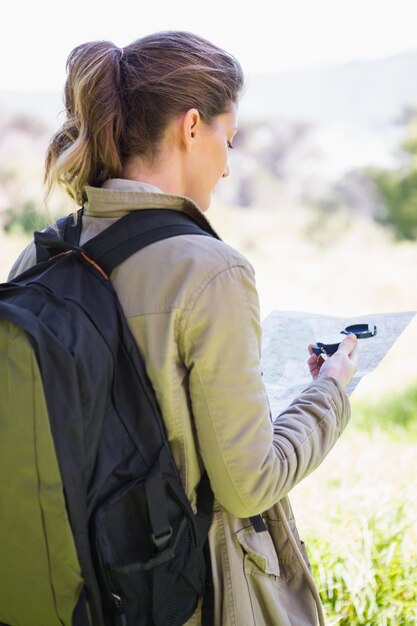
top-left (83, 179), bottom-right (220, 237)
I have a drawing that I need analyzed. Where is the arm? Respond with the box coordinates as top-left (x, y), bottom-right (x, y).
top-left (180, 262), bottom-right (351, 518)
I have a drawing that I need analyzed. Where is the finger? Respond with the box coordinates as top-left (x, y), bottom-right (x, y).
top-left (308, 343), bottom-right (314, 356)
top-left (307, 352), bottom-right (317, 365)
top-left (336, 333), bottom-right (358, 355)
top-left (348, 337), bottom-right (359, 365)
top-left (308, 361), bottom-right (320, 380)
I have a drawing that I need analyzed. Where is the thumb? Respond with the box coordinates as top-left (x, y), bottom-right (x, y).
top-left (337, 333), bottom-right (358, 356)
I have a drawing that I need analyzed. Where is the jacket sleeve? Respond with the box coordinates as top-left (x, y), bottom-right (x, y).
top-left (7, 242), bottom-right (37, 281)
top-left (179, 261), bottom-right (350, 518)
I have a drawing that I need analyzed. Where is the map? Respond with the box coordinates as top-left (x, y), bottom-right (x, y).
top-left (261, 310), bottom-right (416, 418)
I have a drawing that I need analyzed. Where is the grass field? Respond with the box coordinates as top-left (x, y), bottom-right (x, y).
top-left (291, 429), bottom-right (417, 625)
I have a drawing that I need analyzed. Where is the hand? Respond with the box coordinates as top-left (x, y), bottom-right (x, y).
top-left (307, 333), bottom-right (358, 388)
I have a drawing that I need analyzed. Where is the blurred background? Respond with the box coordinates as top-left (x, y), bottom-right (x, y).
top-left (1, 1), bottom-right (416, 623)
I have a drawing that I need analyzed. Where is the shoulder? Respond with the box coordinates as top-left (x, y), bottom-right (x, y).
top-left (111, 231), bottom-right (258, 318)
top-left (117, 228), bottom-right (255, 285)
top-left (148, 231), bottom-right (257, 296)
top-left (179, 234), bottom-right (257, 310)
top-left (184, 232), bottom-right (254, 273)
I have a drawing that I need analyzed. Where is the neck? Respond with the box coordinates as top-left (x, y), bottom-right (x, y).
top-left (121, 154), bottom-right (184, 197)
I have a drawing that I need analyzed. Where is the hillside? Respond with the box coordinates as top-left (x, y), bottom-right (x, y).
top-left (239, 50), bottom-right (417, 129)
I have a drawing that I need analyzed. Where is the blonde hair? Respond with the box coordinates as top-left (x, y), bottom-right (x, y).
top-left (45, 31), bottom-right (244, 205)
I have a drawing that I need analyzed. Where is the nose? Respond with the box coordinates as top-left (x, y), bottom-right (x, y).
top-left (222, 164), bottom-right (230, 179)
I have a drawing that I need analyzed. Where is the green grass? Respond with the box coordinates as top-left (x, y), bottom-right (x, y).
top-left (306, 501), bottom-right (417, 625)
top-left (351, 382), bottom-right (417, 441)
top-left (292, 383), bottom-right (417, 626)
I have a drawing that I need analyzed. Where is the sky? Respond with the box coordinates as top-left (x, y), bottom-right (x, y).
top-left (2, 0), bottom-right (417, 92)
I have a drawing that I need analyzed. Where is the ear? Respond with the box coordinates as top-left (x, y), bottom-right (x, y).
top-left (181, 108), bottom-right (202, 151)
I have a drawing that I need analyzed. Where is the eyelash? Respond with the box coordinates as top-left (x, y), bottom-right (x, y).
top-left (227, 142), bottom-right (234, 150)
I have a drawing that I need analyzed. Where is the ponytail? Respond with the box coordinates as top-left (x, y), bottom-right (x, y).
top-left (45, 32), bottom-right (244, 205)
top-left (45, 41), bottom-right (125, 205)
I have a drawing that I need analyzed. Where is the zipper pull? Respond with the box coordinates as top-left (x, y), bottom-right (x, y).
top-left (111, 593), bottom-right (128, 626)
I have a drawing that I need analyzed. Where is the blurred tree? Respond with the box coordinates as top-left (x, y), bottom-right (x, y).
top-left (367, 107), bottom-right (417, 241)
top-left (3, 200), bottom-right (48, 235)
top-left (0, 112), bottom-right (68, 235)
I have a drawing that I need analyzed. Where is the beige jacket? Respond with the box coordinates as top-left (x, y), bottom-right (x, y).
top-left (9, 179), bottom-right (351, 626)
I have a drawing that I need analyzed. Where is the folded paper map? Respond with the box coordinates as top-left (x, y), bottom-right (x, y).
top-left (261, 310), bottom-right (416, 419)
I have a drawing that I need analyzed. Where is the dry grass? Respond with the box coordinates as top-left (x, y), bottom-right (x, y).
top-left (289, 429), bottom-right (417, 534)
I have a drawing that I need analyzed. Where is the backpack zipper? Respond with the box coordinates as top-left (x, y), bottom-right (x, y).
top-left (111, 592), bottom-right (128, 626)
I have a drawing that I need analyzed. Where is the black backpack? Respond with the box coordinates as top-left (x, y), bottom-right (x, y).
top-left (0, 208), bottom-right (216, 626)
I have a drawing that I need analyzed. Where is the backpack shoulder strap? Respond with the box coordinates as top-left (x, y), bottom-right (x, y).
top-left (35, 208), bottom-right (83, 263)
top-left (82, 208), bottom-right (219, 275)
top-left (35, 208), bottom-right (219, 275)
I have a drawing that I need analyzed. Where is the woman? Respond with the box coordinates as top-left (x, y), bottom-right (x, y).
top-left (9, 31), bottom-right (358, 625)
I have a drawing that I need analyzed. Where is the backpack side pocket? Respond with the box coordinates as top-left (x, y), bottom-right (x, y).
top-left (93, 474), bottom-right (206, 626)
